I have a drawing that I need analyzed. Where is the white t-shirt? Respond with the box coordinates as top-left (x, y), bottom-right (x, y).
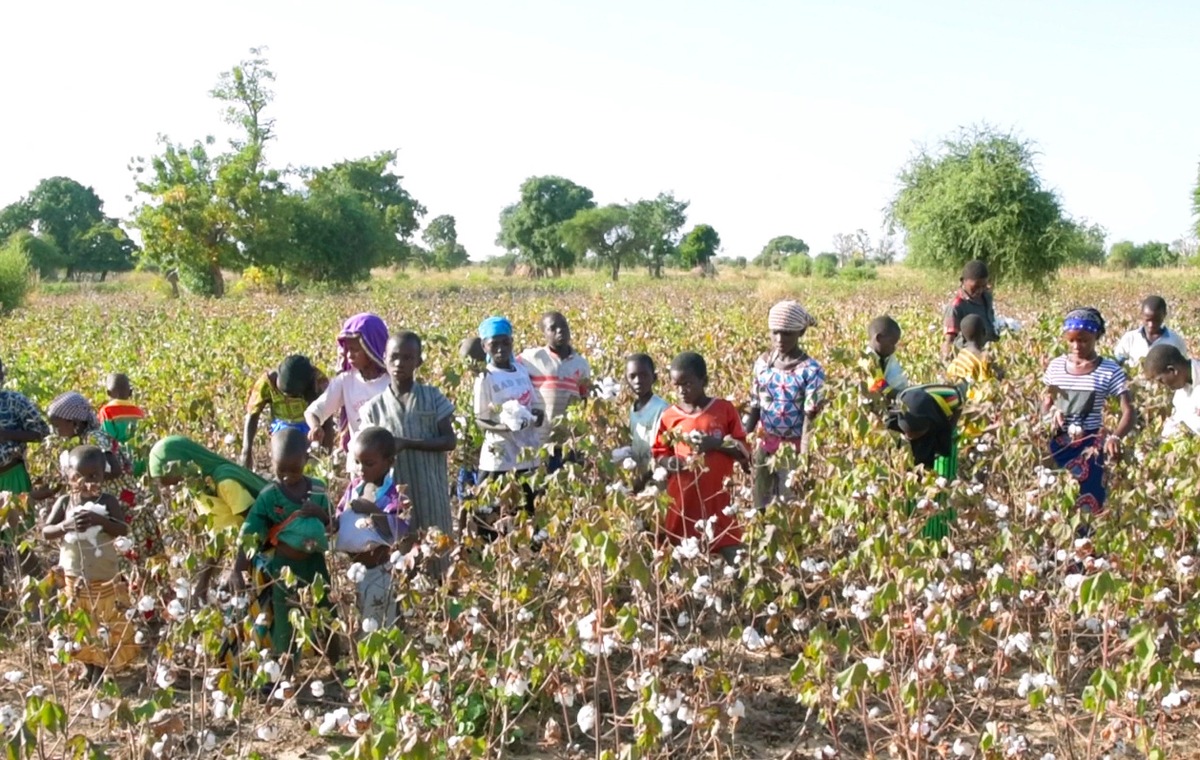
top-left (305, 370), bottom-right (390, 471)
top-left (473, 363), bottom-right (542, 472)
top-left (1164, 360), bottom-right (1200, 438)
top-left (1113, 327), bottom-right (1188, 365)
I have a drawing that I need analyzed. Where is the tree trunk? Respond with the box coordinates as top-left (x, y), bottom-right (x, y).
top-left (210, 261), bottom-right (225, 298)
top-left (611, 260), bottom-right (620, 282)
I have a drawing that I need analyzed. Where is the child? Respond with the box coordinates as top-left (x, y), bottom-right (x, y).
top-left (305, 313), bottom-right (391, 473)
top-left (941, 260), bottom-right (997, 360)
top-left (1042, 308), bottom-right (1135, 515)
top-left (0, 357), bottom-right (50, 500)
top-left (745, 301), bottom-right (825, 507)
top-left (334, 427), bottom-right (410, 628)
top-left (1113, 295), bottom-right (1189, 365)
top-left (232, 428), bottom-right (333, 664)
top-left (97, 373), bottom-right (146, 475)
top-left (518, 311), bottom-right (591, 472)
top-left (946, 314), bottom-right (1006, 383)
top-left (472, 316), bottom-right (545, 532)
top-left (44, 446), bottom-right (139, 680)
top-left (885, 384), bottom-right (965, 540)
top-left (360, 333), bottom-right (457, 536)
top-left (242, 355), bottom-right (329, 469)
top-left (1143, 344), bottom-right (1200, 438)
top-left (48, 391), bottom-right (162, 564)
top-left (625, 354), bottom-right (669, 471)
top-left (652, 352), bottom-right (748, 561)
top-left (866, 316), bottom-right (909, 396)
top-left (460, 336), bottom-right (486, 368)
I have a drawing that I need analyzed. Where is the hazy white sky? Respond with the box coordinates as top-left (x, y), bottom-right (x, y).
top-left (3, 0), bottom-right (1198, 260)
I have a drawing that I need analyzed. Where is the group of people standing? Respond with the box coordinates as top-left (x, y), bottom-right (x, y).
top-left (0, 259), bottom-right (1194, 682)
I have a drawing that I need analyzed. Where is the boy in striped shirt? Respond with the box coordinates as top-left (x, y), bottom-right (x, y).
top-left (518, 312), bottom-right (591, 472)
top-left (946, 315), bottom-right (1005, 384)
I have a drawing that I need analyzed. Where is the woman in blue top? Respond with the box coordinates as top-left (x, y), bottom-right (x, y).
top-left (1041, 308), bottom-right (1135, 515)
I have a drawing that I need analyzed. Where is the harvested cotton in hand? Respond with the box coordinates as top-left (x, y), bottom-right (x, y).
top-left (499, 399), bottom-right (534, 432)
top-left (63, 502), bottom-right (108, 557)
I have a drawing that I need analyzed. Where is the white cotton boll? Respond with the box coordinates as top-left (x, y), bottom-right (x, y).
top-left (354, 517), bottom-right (372, 530)
top-left (652, 467), bottom-right (668, 483)
top-left (953, 738), bottom-right (972, 757)
top-left (676, 611), bottom-right (690, 627)
top-left (138, 595), bottom-right (156, 612)
top-left (621, 458), bottom-right (637, 471)
top-left (974, 676), bottom-right (990, 692)
top-left (361, 617), bottom-right (379, 634)
top-left (155, 665), bottom-right (176, 689)
top-left (554, 686), bottom-right (576, 707)
top-left (318, 713), bottom-right (340, 736)
top-left (504, 673), bottom-right (529, 697)
top-left (1176, 556), bottom-right (1196, 576)
top-left (3, 671), bottom-right (22, 684)
top-left (610, 446), bottom-right (634, 463)
top-left (1152, 588), bottom-right (1171, 603)
top-left (91, 702), bottom-right (114, 720)
top-left (166, 599), bottom-right (186, 619)
top-left (346, 563), bottom-right (367, 583)
top-left (863, 657), bottom-right (886, 675)
top-left (1063, 574), bottom-right (1085, 592)
top-left (741, 627), bottom-right (765, 650)
top-left (576, 611), bottom-right (597, 641)
top-left (256, 724), bottom-right (279, 741)
top-left (151, 740), bottom-right (166, 758)
top-left (200, 730), bottom-right (217, 751)
top-left (728, 699), bottom-right (745, 719)
top-left (212, 700), bottom-right (228, 721)
top-left (516, 607), bottom-right (533, 624)
top-left (259, 659), bottom-right (282, 683)
top-left (577, 703), bottom-right (596, 734)
top-left (681, 647), bottom-right (708, 666)
top-left (112, 536), bottom-right (132, 554)
top-left (675, 537), bottom-right (701, 560)
top-left (1162, 688), bottom-right (1191, 710)
top-left (224, 434), bottom-right (236, 446)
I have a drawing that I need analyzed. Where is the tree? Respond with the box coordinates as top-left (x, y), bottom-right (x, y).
top-left (279, 186), bottom-right (397, 285)
top-left (1172, 236), bottom-right (1199, 263)
top-left (1057, 219), bottom-right (1107, 267)
top-left (754, 235), bottom-right (809, 269)
top-left (560, 204), bottom-right (638, 281)
top-left (496, 176), bottom-right (595, 276)
top-left (627, 192), bottom-right (689, 277)
top-left (872, 231), bottom-right (899, 264)
top-left (421, 214), bottom-right (469, 270)
top-left (890, 126), bottom-right (1070, 286)
top-left (678, 224), bottom-right (721, 271)
top-left (0, 235), bottom-right (32, 313)
top-left (1, 230), bottom-right (62, 279)
top-left (0, 177), bottom-right (136, 279)
top-left (1106, 240), bottom-right (1141, 273)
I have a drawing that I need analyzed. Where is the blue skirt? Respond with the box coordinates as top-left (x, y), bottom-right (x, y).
top-left (1049, 430), bottom-right (1106, 514)
top-left (269, 419), bottom-right (310, 436)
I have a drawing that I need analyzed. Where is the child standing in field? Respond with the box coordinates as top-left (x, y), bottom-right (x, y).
top-left (97, 373), bottom-right (146, 475)
top-left (44, 446), bottom-right (139, 681)
top-left (472, 317), bottom-right (545, 533)
top-left (745, 301), bottom-right (825, 507)
top-left (334, 427), bottom-right (410, 628)
top-left (242, 355), bottom-right (329, 469)
top-left (231, 429), bottom-right (334, 667)
top-left (625, 354), bottom-right (669, 472)
top-left (946, 314), bottom-right (1006, 384)
top-left (1113, 295), bottom-right (1189, 365)
top-left (653, 352), bottom-right (749, 561)
top-left (518, 311), bottom-right (591, 472)
top-left (1042, 308), bottom-right (1134, 515)
top-left (941, 260), bottom-right (998, 360)
top-left (866, 316), bottom-right (909, 397)
top-left (360, 332), bottom-right (457, 537)
top-left (305, 313), bottom-right (391, 473)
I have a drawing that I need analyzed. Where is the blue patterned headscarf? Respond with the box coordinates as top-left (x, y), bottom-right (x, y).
top-left (478, 316), bottom-right (513, 341)
top-left (1063, 308), bottom-right (1105, 336)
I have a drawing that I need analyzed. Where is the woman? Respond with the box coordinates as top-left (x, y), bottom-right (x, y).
top-left (0, 358), bottom-right (50, 498)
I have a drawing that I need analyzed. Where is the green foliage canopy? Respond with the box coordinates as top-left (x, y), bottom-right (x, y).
top-left (678, 224), bottom-right (721, 270)
top-left (496, 176), bottom-right (595, 276)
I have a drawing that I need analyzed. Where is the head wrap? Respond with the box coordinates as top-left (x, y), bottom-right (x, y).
top-left (277, 355), bottom-right (316, 398)
top-left (337, 314), bottom-right (389, 373)
top-left (478, 316), bottom-right (513, 341)
top-left (148, 435), bottom-right (268, 497)
top-left (1063, 308), bottom-right (1105, 336)
top-left (768, 301), bottom-right (817, 333)
top-left (890, 384), bottom-right (964, 468)
top-left (47, 392), bottom-right (97, 425)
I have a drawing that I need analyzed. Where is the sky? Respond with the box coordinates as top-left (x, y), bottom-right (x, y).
top-left (3, 0), bottom-right (1198, 261)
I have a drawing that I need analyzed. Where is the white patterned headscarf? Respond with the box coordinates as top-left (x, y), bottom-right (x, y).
top-left (47, 391), bottom-right (97, 425)
top-left (768, 301), bottom-right (817, 333)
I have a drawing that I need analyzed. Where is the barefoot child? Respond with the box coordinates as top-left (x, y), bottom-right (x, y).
top-left (334, 427), bottom-right (410, 628)
top-left (518, 311), bottom-right (591, 472)
top-left (242, 355), bottom-right (329, 469)
top-left (625, 354), bottom-right (669, 472)
top-left (653, 352), bottom-right (749, 561)
top-left (305, 313), bottom-right (391, 473)
top-left (232, 428), bottom-right (334, 665)
top-left (941, 260), bottom-right (997, 360)
top-left (745, 301), bottom-right (825, 507)
top-left (1042, 308), bottom-right (1134, 515)
top-left (946, 314), bottom-right (1006, 383)
top-left (866, 316), bottom-right (909, 396)
top-left (1113, 295), bottom-right (1189, 366)
top-left (1143, 344), bottom-right (1200, 438)
top-left (44, 446), bottom-right (139, 680)
top-left (361, 333), bottom-right (457, 537)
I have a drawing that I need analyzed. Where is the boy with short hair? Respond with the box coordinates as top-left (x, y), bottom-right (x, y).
top-left (624, 354), bottom-right (669, 471)
top-left (946, 314), bottom-right (1005, 383)
top-left (518, 311), bottom-right (591, 471)
top-left (97, 372), bottom-right (145, 476)
top-left (941, 260), bottom-right (998, 360)
top-left (1114, 295), bottom-right (1188, 365)
top-left (1143, 343), bottom-right (1200, 438)
top-left (866, 316), bottom-right (909, 396)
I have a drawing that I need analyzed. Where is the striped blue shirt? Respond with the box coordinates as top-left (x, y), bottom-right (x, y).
top-left (1041, 356), bottom-right (1128, 432)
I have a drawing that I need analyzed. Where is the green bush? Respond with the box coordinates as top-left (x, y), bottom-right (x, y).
top-left (813, 254), bottom-right (838, 279)
top-left (0, 236), bottom-right (33, 313)
top-left (784, 255), bottom-right (812, 277)
top-left (841, 265), bottom-right (878, 281)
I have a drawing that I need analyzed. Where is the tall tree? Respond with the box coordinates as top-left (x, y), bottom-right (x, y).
top-left (890, 126), bottom-right (1069, 286)
top-left (678, 224), bottom-right (721, 271)
top-left (421, 214), bottom-right (469, 270)
top-left (0, 177), bottom-right (136, 279)
top-left (560, 204), bottom-right (637, 281)
top-left (496, 176), bottom-right (595, 276)
top-left (1107, 240), bottom-right (1141, 274)
top-left (1058, 219), bottom-right (1107, 267)
top-left (753, 235), bottom-right (809, 269)
top-left (628, 192), bottom-right (689, 277)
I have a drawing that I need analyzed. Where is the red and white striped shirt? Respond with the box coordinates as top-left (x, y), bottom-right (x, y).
top-left (518, 346), bottom-right (591, 444)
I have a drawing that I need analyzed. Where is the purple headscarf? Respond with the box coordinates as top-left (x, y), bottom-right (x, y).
top-left (337, 313), bottom-right (389, 373)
